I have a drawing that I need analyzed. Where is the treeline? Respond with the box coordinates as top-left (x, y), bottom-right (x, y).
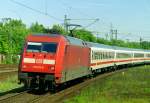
top-left (0, 18), bottom-right (150, 63)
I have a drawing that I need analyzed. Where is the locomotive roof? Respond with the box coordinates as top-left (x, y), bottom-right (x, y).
top-left (31, 33), bottom-right (62, 37)
top-left (31, 34), bottom-right (86, 47)
top-left (65, 36), bottom-right (86, 46)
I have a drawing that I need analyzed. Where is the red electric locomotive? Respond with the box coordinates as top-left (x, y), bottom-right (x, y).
top-left (18, 34), bottom-right (91, 90)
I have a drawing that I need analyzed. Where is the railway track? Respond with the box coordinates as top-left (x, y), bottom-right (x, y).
top-left (0, 64), bottom-right (18, 81)
top-left (0, 68), bottom-right (127, 103)
top-left (0, 70), bottom-right (17, 82)
top-left (0, 90), bottom-right (27, 101)
top-left (0, 89), bottom-right (50, 103)
top-left (0, 64), bottom-right (17, 73)
top-left (0, 64), bottom-right (17, 68)
top-left (34, 70), bottom-right (124, 103)
top-left (0, 70), bottom-right (17, 74)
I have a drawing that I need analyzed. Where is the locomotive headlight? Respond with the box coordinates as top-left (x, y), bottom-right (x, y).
top-left (23, 65), bottom-right (27, 68)
top-left (50, 66), bottom-right (55, 70)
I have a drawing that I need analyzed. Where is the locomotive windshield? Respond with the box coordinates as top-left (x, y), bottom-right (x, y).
top-left (27, 42), bottom-right (57, 53)
top-left (42, 43), bottom-right (57, 53)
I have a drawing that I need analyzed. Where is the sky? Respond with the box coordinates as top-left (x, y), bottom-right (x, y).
top-left (0, 0), bottom-right (150, 41)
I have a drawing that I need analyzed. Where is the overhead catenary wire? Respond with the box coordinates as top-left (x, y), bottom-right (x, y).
top-left (82, 19), bottom-right (99, 29)
top-left (58, 0), bottom-right (105, 36)
top-left (66, 18), bottom-right (99, 21)
top-left (45, 0), bottom-right (48, 15)
top-left (10, 0), bottom-right (63, 22)
top-left (59, 0), bottom-right (93, 18)
top-left (59, 1), bottom-right (100, 22)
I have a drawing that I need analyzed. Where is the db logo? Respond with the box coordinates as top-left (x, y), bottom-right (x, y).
top-left (36, 59), bottom-right (43, 63)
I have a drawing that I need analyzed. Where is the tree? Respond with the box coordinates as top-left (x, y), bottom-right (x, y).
top-left (97, 38), bottom-right (109, 45)
top-left (47, 24), bottom-right (66, 35)
top-left (30, 22), bottom-right (45, 33)
top-left (0, 18), bottom-right (29, 63)
top-left (74, 29), bottom-right (96, 42)
top-left (141, 41), bottom-right (150, 49)
top-left (0, 18), bottom-right (150, 64)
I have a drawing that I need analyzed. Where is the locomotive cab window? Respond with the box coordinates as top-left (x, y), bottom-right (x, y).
top-left (42, 43), bottom-right (57, 53)
top-left (27, 42), bottom-right (42, 52)
top-left (26, 42), bottom-right (57, 53)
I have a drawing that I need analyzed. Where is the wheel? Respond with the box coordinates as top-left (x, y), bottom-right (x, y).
top-left (48, 81), bottom-right (57, 93)
top-left (39, 79), bottom-right (46, 92)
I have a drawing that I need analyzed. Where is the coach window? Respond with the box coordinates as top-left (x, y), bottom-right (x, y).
top-left (110, 52), bottom-right (112, 58)
top-left (102, 52), bottom-right (104, 59)
top-left (107, 52), bottom-right (109, 59)
top-left (110, 52), bottom-right (112, 59)
top-left (105, 52), bottom-right (107, 59)
top-left (109, 52), bottom-right (111, 59)
top-left (106, 52), bottom-right (108, 59)
top-left (96, 52), bottom-right (99, 60)
top-left (97, 52), bottom-right (98, 60)
top-left (104, 52), bottom-right (106, 59)
top-left (92, 51), bottom-right (94, 60)
top-left (94, 52), bottom-right (97, 60)
top-left (93, 52), bottom-right (94, 60)
top-left (93, 51), bottom-right (95, 60)
top-left (147, 54), bottom-right (150, 57)
top-left (98, 52), bottom-right (100, 60)
top-left (100, 52), bottom-right (101, 60)
top-left (112, 52), bottom-right (114, 59)
top-left (111, 52), bottom-right (113, 59)
top-left (103, 52), bottom-right (105, 59)
top-left (95, 52), bottom-right (97, 60)
top-left (101, 52), bottom-right (103, 60)
top-left (99, 52), bottom-right (101, 60)
top-left (134, 53), bottom-right (144, 58)
top-left (94, 52), bottom-right (96, 60)
top-left (97, 52), bottom-right (99, 60)
top-left (108, 52), bottom-right (111, 59)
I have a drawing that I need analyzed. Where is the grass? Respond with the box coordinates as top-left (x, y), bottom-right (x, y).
top-left (0, 75), bottom-right (22, 93)
top-left (64, 65), bottom-right (150, 103)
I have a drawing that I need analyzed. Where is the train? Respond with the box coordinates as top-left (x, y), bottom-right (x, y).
top-left (18, 34), bottom-right (150, 91)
